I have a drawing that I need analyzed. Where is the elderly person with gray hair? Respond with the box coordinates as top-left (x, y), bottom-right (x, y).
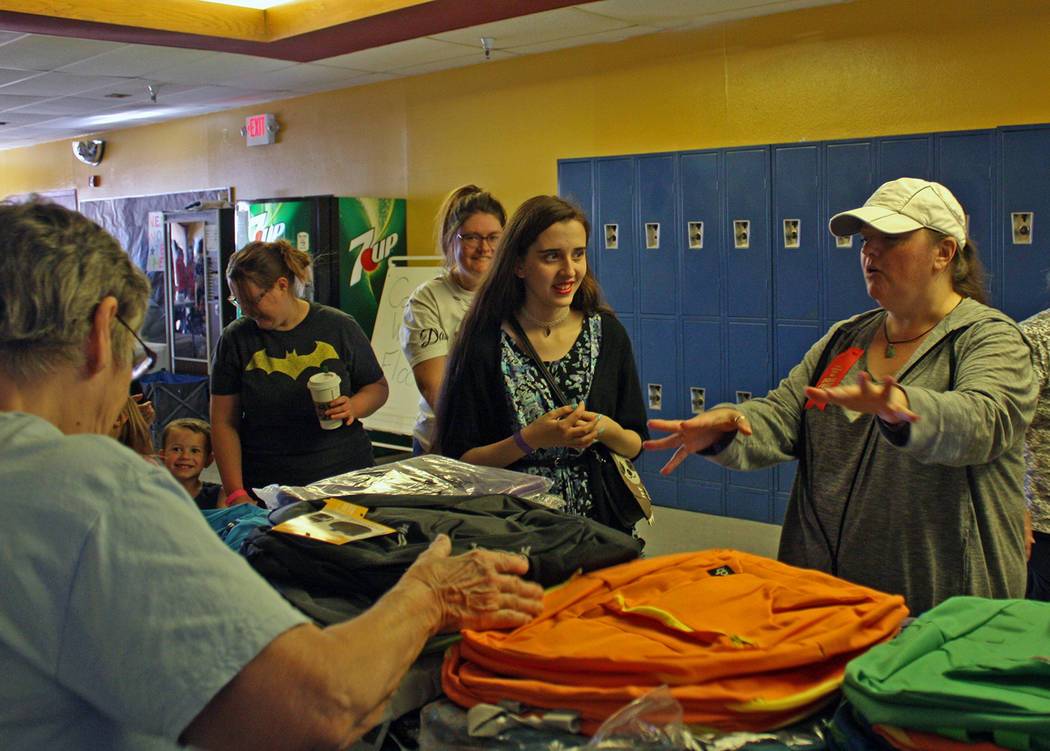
top-left (647, 178), bottom-right (1036, 614)
top-left (0, 200), bottom-right (543, 750)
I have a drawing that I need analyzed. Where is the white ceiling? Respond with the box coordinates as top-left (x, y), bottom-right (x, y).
top-left (0, 0), bottom-right (848, 152)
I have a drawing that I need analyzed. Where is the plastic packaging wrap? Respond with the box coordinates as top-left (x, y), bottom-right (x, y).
top-left (419, 687), bottom-right (829, 751)
top-left (254, 454), bottom-right (560, 510)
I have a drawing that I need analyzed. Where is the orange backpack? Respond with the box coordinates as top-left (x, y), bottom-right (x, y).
top-left (444, 550), bottom-right (908, 733)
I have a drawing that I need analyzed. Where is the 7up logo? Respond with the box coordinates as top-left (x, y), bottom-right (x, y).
top-left (348, 228), bottom-right (399, 286)
top-left (246, 211), bottom-right (286, 243)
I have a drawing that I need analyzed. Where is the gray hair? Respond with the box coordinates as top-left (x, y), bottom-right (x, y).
top-left (0, 199), bottom-right (149, 382)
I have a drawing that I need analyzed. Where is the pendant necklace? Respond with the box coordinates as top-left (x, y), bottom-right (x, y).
top-left (883, 298), bottom-right (963, 357)
top-left (519, 306), bottom-right (570, 336)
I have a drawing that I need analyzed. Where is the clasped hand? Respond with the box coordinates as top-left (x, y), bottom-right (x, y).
top-left (644, 407), bottom-right (751, 474)
top-left (524, 402), bottom-right (603, 451)
top-left (403, 535), bottom-right (545, 632)
top-left (803, 371), bottom-right (917, 424)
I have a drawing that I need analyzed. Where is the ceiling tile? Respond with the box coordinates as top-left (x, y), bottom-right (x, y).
top-left (5, 95), bottom-right (125, 116)
top-left (392, 48), bottom-right (517, 78)
top-left (507, 24), bottom-right (663, 56)
top-left (0, 93), bottom-right (39, 110)
top-left (154, 52), bottom-right (291, 86)
top-left (318, 37), bottom-right (480, 74)
top-left (219, 61), bottom-right (361, 92)
top-left (57, 43), bottom-right (214, 78)
top-left (430, 7), bottom-right (632, 49)
top-left (0, 67), bottom-right (38, 87)
top-left (0, 110), bottom-right (55, 126)
top-left (0, 71), bottom-right (130, 98)
top-left (0, 33), bottom-right (122, 71)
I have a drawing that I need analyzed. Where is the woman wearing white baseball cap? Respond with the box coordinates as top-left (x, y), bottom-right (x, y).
top-left (648, 177), bottom-right (1036, 615)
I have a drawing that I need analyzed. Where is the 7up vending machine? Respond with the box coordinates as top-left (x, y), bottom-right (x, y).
top-left (337, 197), bottom-right (406, 337)
top-left (238, 196), bottom-right (405, 337)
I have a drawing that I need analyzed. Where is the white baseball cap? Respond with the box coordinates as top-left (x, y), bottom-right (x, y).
top-left (829, 177), bottom-right (967, 249)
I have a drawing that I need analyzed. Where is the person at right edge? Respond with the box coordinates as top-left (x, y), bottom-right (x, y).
top-left (646, 178), bottom-right (1036, 615)
top-left (1020, 293), bottom-right (1050, 600)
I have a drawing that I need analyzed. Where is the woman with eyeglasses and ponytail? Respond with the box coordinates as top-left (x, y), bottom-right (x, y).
top-left (400, 185), bottom-right (507, 454)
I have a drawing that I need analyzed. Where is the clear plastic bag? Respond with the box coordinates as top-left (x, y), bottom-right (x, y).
top-left (419, 687), bottom-right (829, 751)
top-left (254, 454), bottom-right (560, 510)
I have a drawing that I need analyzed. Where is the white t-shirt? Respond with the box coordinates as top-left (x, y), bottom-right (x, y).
top-left (399, 272), bottom-right (475, 451)
top-left (0, 412), bottom-right (308, 750)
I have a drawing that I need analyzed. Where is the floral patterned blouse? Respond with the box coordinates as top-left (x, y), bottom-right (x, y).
top-left (500, 313), bottom-right (601, 518)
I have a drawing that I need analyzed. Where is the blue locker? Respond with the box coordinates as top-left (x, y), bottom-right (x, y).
top-left (876, 135), bottom-right (932, 183)
top-left (680, 317), bottom-right (724, 485)
top-left (595, 157), bottom-right (636, 315)
top-left (773, 492), bottom-right (791, 525)
top-left (637, 316), bottom-right (678, 480)
top-left (774, 321), bottom-right (820, 493)
top-left (772, 144), bottom-right (821, 321)
top-left (935, 131), bottom-right (996, 307)
top-left (824, 141), bottom-right (876, 325)
top-left (558, 158), bottom-right (597, 277)
top-left (637, 155), bottom-right (677, 315)
top-left (726, 320), bottom-right (772, 492)
top-left (999, 125), bottom-right (1050, 322)
top-left (725, 147), bottom-right (771, 319)
top-left (678, 479), bottom-right (724, 516)
top-left (727, 486), bottom-right (772, 524)
top-left (679, 151), bottom-right (722, 317)
top-left (640, 473), bottom-right (678, 511)
top-left (558, 159), bottom-right (594, 216)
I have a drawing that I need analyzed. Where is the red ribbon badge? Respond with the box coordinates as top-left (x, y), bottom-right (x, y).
top-left (804, 346), bottom-right (864, 410)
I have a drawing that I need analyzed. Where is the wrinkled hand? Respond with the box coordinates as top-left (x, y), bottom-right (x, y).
top-left (402, 535), bottom-right (545, 633)
top-left (643, 408), bottom-right (751, 474)
top-left (132, 393), bottom-right (155, 426)
top-left (325, 395), bottom-right (357, 426)
top-left (803, 372), bottom-right (918, 424)
top-left (524, 403), bottom-right (598, 451)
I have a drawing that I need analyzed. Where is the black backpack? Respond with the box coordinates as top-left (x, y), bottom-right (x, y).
top-left (243, 493), bottom-right (643, 623)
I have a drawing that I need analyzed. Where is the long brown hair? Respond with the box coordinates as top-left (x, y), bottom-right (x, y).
top-left (435, 195), bottom-right (610, 449)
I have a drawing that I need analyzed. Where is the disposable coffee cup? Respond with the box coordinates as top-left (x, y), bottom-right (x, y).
top-left (307, 371), bottom-right (342, 430)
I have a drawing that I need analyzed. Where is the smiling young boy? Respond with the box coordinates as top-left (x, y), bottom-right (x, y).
top-left (160, 418), bottom-right (223, 509)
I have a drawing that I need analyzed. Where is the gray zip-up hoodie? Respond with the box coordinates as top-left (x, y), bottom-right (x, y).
top-left (708, 298), bottom-right (1035, 615)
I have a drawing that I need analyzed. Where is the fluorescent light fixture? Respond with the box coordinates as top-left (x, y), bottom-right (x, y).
top-left (80, 106), bottom-right (189, 128)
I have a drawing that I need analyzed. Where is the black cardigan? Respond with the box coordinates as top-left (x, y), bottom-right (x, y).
top-left (439, 312), bottom-right (648, 527)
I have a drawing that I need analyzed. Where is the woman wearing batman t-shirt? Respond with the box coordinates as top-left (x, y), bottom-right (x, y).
top-left (211, 240), bottom-right (388, 502)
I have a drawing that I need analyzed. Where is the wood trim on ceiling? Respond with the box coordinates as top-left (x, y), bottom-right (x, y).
top-left (0, 0), bottom-right (592, 62)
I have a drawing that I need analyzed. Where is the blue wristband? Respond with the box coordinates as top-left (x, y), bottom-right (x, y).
top-left (512, 429), bottom-right (533, 454)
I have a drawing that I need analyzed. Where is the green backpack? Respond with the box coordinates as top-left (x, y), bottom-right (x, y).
top-left (844, 596), bottom-right (1050, 750)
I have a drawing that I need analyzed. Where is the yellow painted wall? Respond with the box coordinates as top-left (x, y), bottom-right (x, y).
top-left (3, 0), bottom-right (1050, 253)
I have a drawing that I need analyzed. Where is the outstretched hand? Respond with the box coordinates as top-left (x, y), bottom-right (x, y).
top-left (803, 371), bottom-right (918, 424)
top-left (402, 535), bottom-right (545, 633)
top-left (643, 407), bottom-right (751, 474)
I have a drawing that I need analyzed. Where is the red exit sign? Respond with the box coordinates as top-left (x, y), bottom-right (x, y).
top-left (243, 113), bottom-right (279, 146)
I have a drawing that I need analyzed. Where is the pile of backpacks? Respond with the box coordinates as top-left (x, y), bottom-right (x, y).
top-left (443, 549), bottom-right (909, 734)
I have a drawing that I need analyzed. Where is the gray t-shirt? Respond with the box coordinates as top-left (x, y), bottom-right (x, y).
top-left (399, 272), bottom-right (475, 451)
top-left (0, 412), bottom-right (308, 750)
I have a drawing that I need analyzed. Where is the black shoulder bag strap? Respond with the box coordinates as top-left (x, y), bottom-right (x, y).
top-left (507, 315), bottom-right (570, 407)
